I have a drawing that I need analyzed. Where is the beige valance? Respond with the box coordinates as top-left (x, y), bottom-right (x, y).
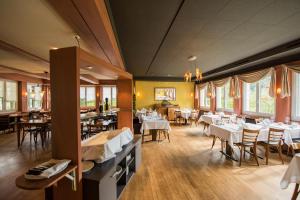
top-left (286, 62), bottom-right (300, 73)
top-left (213, 77), bottom-right (231, 88)
top-left (229, 67), bottom-right (276, 98)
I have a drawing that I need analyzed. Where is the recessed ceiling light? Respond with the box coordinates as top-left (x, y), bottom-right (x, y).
top-left (188, 56), bottom-right (197, 61)
top-left (51, 47), bottom-right (58, 50)
top-left (87, 66), bottom-right (93, 70)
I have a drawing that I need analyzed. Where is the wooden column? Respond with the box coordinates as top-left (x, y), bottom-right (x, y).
top-left (275, 66), bottom-right (291, 122)
top-left (194, 84), bottom-right (199, 109)
top-left (117, 79), bottom-right (133, 130)
top-left (18, 81), bottom-right (27, 112)
top-left (50, 47), bottom-right (82, 200)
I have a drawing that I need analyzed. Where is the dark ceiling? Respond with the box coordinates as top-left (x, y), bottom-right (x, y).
top-left (107, 0), bottom-right (300, 80)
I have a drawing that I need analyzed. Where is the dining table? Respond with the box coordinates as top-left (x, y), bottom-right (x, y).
top-left (17, 118), bottom-right (51, 148)
top-left (281, 154), bottom-right (300, 200)
top-left (208, 122), bottom-right (300, 161)
top-left (140, 116), bottom-right (171, 141)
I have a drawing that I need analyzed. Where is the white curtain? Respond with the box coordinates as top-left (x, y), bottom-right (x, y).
top-left (281, 65), bottom-right (291, 98)
top-left (229, 76), bottom-right (240, 98)
top-left (207, 82), bottom-right (215, 98)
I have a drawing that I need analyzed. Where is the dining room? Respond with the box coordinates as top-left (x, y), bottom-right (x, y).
top-left (1, 0), bottom-right (300, 200)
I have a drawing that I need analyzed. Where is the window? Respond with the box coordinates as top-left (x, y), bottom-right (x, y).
top-left (199, 87), bottom-right (210, 108)
top-left (27, 84), bottom-right (43, 110)
top-left (0, 80), bottom-right (17, 112)
top-left (216, 81), bottom-right (233, 111)
top-left (102, 86), bottom-right (117, 108)
top-left (243, 75), bottom-right (275, 115)
top-left (292, 72), bottom-right (300, 121)
top-left (80, 86), bottom-right (96, 107)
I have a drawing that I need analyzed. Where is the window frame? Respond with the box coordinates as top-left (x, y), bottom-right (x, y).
top-left (80, 86), bottom-right (96, 108)
top-left (216, 82), bottom-right (234, 112)
top-left (0, 79), bottom-right (18, 113)
top-left (102, 85), bottom-right (117, 108)
top-left (27, 83), bottom-right (43, 111)
top-left (199, 87), bottom-right (210, 110)
top-left (292, 72), bottom-right (300, 121)
top-left (242, 76), bottom-right (275, 117)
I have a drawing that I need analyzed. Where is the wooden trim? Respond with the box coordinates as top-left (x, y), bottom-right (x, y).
top-left (202, 38), bottom-right (300, 78)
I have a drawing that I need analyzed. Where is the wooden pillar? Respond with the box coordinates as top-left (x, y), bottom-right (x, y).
top-left (18, 81), bottom-right (27, 112)
top-left (117, 79), bottom-right (133, 130)
top-left (50, 47), bottom-right (82, 200)
top-left (275, 66), bottom-right (291, 122)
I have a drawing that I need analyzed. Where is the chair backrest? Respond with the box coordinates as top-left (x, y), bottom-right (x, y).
top-left (190, 111), bottom-right (198, 119)
top-left (168, 108), bottom-right (176, 121)
top-left (242, 129), bottom-right (260, 144)
top-left (221, 116), bottom-right (230, 123)
top-left (268, 128), bottom-right (284, 144)
top-left (174, 110), bottom-right (181, 118)
top-left (245, 117), bottom-right (256, 124)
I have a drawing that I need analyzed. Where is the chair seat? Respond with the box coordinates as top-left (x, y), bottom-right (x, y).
top-left (261, 141), bottom-right (280, 145)
top-left (235, 142), bottom-right (255, 146)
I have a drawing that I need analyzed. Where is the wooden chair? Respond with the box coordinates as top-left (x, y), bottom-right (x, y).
top-left (174, 111), bottom-right (183, 126)
top-left (0, 115), bottom-right (14, 133)
top-left (221, 116), bottom-right (230, 124)
top-left (288, 141), bottom-right (300, 156)
top-left (235, 129), bottom-right (260, 166)
top-left (189, 111), bottom-right (199, 127)
top-left (261, 128), bottom-right (284, 165)
top-left (157, 130), bottom-right (170, 143)
top-left (167, 108), bottom-right (176, 122)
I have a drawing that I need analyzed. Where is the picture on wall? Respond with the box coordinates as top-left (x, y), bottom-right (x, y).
top-left (154, 87), bottom-right (176, 101)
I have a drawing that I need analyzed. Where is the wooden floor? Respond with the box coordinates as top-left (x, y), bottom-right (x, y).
top-left (121, 126), bottom-right (293, 200)
top-left (0, 125), bottom-right (294, 200)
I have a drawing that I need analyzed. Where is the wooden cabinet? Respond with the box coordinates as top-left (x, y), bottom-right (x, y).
top-left (83, 136), bottom-right (141, 200)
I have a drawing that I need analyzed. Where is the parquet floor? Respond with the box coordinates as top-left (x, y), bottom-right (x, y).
top-left (0, 125), bottom-right (294, 200)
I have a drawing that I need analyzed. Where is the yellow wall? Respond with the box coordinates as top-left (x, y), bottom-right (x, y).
top-left (135, 81), bottom-right (194, 109)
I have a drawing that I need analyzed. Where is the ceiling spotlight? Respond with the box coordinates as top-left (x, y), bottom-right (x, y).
top-left (188, 55), bottom-right (197, 61)
top-left (51, 47), bottom-right (58, 50)
top-left (87, 66), bottom-right (93, 70)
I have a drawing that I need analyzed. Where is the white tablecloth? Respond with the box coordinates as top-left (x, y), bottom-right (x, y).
top-left (181, 110), bottom-right (191, 119)
top-left (140, 119), bottom-right (171, 133)
top-left (281, 154), bottom-right (300, 189)
top-left (209, 123), bottom-right (268, 148)
top-left (268, 123), bottom-right (300, 145)
top-left (81, 127), bottom-right (133, 163)
top-left (199, 114), bottom-right (221, 124)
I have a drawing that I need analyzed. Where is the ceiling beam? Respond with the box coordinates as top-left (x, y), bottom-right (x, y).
top-left (199, 53), bottom-right (300, 83)
top-left (0, 65), bottom-right (49, 80)
top-left (203, 38), bottom-right (300, 79)
top-left (47, 0), bottom-right (125, 69)
top-left (0, 40), bottom-right (49, 66)
top-left (80, 74), bottom-right (99, 84)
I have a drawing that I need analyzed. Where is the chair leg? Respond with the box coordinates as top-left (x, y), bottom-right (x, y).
top-left (167, 132), bottom-right (170, 143)
top-left (211, 136), bottom-right (216, 149)
top-left (253, 145), bottom-right (259, 166)
top-left (239, 146), bottom-right (243, 167)
top-left (278, 144), bottom-right (284, 165)
top-left (158, 131), bottom-right (161, 143)
top-left (265, 144), bottom-right (269, 165)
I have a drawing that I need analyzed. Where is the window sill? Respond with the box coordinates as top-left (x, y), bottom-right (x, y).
top-left (242, 111), bottom-right (274, 118)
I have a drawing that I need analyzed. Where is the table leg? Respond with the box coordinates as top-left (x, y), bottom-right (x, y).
top-left (220, 141), bottom-right (238, 162)
top-left (292, 183), bottom-right (299, 200)
top-left (151, 130), bottom-right (157, 141)
top-left (17, 126), bottom-right (20, 148)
